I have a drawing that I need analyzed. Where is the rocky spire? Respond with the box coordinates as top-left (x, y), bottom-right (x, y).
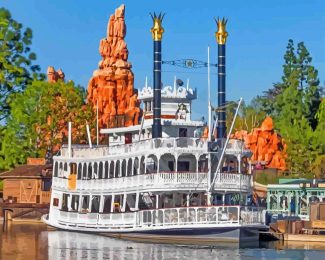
top-left (87, 4), bottom-right (141, 128)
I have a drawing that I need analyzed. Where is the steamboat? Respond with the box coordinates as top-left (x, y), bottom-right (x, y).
top-left (42, 12), bottom-right (267, 244)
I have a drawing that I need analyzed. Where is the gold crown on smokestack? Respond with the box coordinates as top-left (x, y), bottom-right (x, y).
top-left (150, 12), bottom-right (165, 41)
top-left (214, 17), bottom-right (228, 45)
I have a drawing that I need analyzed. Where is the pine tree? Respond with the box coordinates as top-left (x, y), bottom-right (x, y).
top-left (258, 40), bottom-right (322, 130)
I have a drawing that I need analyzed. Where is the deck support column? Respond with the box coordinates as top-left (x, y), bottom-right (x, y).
top-left (135, 193), bottom-right (139, 210)
top-left (295, 191), bottom-right (299, 216)
top-left (156, 194), bottom-right (159, 209)
top-left (237, 155), bottom-right (241, 173)
top-left (99, 195), bottom-right (104, 213)
top-left (122, 193), bottom-right (127, 212)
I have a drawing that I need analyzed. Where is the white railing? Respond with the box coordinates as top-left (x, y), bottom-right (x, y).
top-left (214, 172), bottom-right (251, 191)
top-left (52, 172), bottom-right (252, 192)
top-left (75, 172), bottom-right (207, 191)
top-left (57, 206), bottom-right (265, 229)
top-left (59, 138), bottom-right (207, 158)
top-left (52, 177), bottom-right (68, 189)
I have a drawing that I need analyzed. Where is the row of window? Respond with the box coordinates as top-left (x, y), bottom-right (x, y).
top-left (53, 154), bottom-right (209, 180)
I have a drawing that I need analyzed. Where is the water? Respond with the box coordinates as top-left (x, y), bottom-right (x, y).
top-left (1, 223), bottom-right (325, 260)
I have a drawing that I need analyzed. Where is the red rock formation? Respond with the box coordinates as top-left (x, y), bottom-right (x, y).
top-left (47, 66), bottom-right (65, 83)
top-left (87, 4), bottom-right (141, 128)
top-left (232, 117), bottom-right (287, 170)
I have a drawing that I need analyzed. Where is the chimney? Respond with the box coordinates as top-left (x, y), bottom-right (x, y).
top-left (215, 18), bottom-right (228, 138)
top-left (150, 13), bottom-right (165, 138)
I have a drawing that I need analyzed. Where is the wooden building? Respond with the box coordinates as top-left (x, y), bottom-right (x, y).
top-left (267, 178), bottom-right (325, 220)
top-left (0, 158), bottom-right (52, 204)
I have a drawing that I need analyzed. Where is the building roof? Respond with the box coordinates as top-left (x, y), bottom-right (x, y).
top-left (0, 164), bottom-right (52, 179)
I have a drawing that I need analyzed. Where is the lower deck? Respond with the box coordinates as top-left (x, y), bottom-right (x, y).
top-left (45, 204), bottom-right (265, 232)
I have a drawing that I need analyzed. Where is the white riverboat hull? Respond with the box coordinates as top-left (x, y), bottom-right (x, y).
top-left (42, 214), bottom-right (267, 244)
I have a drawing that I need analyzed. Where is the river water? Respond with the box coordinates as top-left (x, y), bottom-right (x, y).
top-left (1, 223), bottom-right (325, 260)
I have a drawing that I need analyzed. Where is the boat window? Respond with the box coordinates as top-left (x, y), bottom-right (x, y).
top-left (59, 162), bottom-right (63, 177)
top-left (125, 194), bottom-right (136, 211)
top-left (159, 154), bottom-right (176, 172)
top-left (61, 194), bottom-right (70, 212)
top-left (140, 157), bottom-right (145, 175)
top-left (109, 161), bottom-right (114, 178)
top-left (77, 163), bottom-right (82, 179)
top-left (94, 162), bottom-right (98, 179)
top-left (127, 159), bottom-right (132, 176)
top-left (64, 163), bottom-right (68, 175)
top-left (81, 195), bottom-right (90, 213)
top-left (146, 155), bottom-right (158, 174)
top-left (133, 158), bottom-right (139, 175)
top-left (198, 154), bottom-right (208, 173)
top-left (91, 196), bottom-right (100, 213)
top-left (115, 161), bottom-right (120, 177)
top-left (104, 161), bottom-right (109, 179)
top-left (125, 133), bottom-right (132, 144)
top-left (99, 162), bottom-right (103, 179)
top-left (83, 163), bottom-right (87, 179)
top-left (179, 128), bottom-right (187, 137)
top-left (168, 161), bottom-right (175, 171)
top-left (54, 162), bottom-right (58, 177)
top-left (71, 195), bottom-right (79, 211)
top-left (177, 161), bottom-right (190, 171)
top-left (113, 195), bottom-right (123, 212)
top-left (88, 164), bottom-right (92, 179)
top-left (102, 196), bottom-right (112, 213)
top-left (70, 162), bottom-right (77, 175)
top-left (121, 160), bottom-right (126, 177)
top-left (53, 198), bottom-right (59, 207)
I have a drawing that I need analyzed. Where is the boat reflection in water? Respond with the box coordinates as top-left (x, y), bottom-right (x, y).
top-left (47, 231), bottom-right (240, 260)
top-left (47, 230), bottom-right (325, 260)
top-left (1, 223), bottom-right (325, 260)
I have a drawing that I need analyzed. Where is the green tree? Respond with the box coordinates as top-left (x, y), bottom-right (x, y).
top-left (274, 84), bottom-right (316, 177)
top-left (226, 101), bottom-right (266, 134)
top-left (0, 80), bottom-right (94, 169)
top-left (257, 40), bottom-right (322, 130)
top-left (0, 8), bottom-right (41, 121)
top-left (311, 98), bottom-right (325, 178)
top-left (265, 40), bottom-right (323, 176)
top-left (251, 40), bottom-right (324, 177)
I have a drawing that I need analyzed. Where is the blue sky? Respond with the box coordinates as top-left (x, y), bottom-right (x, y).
top-left (3, 0), bottom-right (325, 119)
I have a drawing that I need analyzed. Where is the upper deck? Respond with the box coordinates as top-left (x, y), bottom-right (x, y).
top-left (52, 138), bottom-right (253, 194)
top-left (58, 137), bottom-right (207, 159)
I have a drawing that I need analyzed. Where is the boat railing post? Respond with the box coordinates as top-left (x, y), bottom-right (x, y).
top-left (177, 208), bottom-right (180, 225)
top-left (162, 209), bottom-right (165, 226)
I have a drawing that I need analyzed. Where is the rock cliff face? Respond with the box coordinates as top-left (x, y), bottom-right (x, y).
top-left (87, 4), bottom-right (141, 128)
top-left (232, 117), bottom-right (287, 170)
top-left (47, 66), bottom-right (65, 83)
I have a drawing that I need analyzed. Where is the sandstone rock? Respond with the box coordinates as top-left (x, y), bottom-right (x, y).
top-left (87, 4), bottom-right (141, 128)
top-left (47, 66), bottom-right (65, 83)
top-left (232, 116), bottom-right (287, 170)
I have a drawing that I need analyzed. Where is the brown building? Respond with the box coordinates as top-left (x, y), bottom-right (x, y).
top-left (0, 159), bottom-right (52, 204)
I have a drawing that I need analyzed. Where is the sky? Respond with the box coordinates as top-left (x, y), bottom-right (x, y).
top-left (2, 0), bottom-right (325, 119)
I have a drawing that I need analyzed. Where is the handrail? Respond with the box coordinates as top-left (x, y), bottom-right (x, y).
top-left (56, 205), bottom-right (265, 228)
top-left (59, 137), bottom-right (207, 158)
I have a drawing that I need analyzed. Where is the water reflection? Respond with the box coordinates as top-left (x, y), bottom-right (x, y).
top-left (47, 231), bottom-right (242, 260)
top-left (1, 222), bottom-right (48, 260)
top-left (2, 223), bottom-right (325, 260)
